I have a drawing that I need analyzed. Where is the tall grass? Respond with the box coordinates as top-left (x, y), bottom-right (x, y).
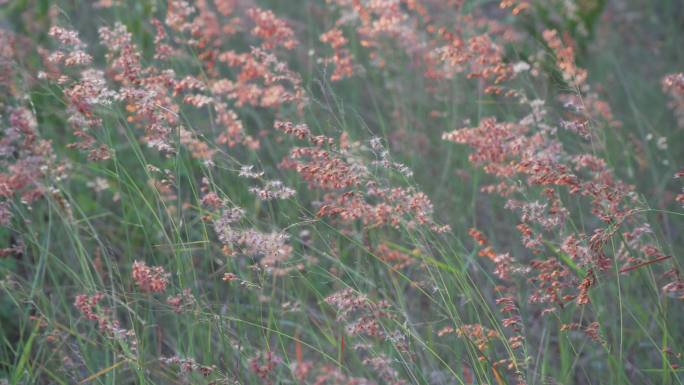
top-left (1, 1), bottom-right (683, 384)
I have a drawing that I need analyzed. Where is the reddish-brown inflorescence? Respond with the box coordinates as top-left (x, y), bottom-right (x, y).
top-left (662, 268), bottom-right (684, 300)
top-left (1, 3), bottom-right (680, 385)
top-left (278, 121), bottom-right (449, 233)
top-left (542, 29), bottom-right (587, 89)
top-left (500, 0), bottom-right (530, 15)
top-left (375, 243), bottom-right (416, 270)
top-left (320, 28), bottom-right (356, 81)
top-left (74, 293), bottom-right (137, 350)
top-left (363, 354), bottom-right (406, 385)
top-left (445, 96), bottom-right (664, 281)
top-left (249, 351), bottom-right (281, 383)
top-left (324, 287), bottom-right (408, 352)
top-left (45, 26), bottom-right (114, 160)
top-left (131, 260), bottom-right (169, 293)
top-left (662, 72), bottom-right (684, 129)
top-left (246, 7), bottom-right (298, 50)
top-left (0, 107), bottom-right (62, 222)
top-left (166, 288), bottom-right (195, 313)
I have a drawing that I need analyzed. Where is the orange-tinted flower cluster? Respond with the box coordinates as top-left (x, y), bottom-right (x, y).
top-left (469, 228), bottom-right (518, 280)
top-left (43, 3), bottom-right (310, 161)
top-left (325, 0), bottom-right (520, 95)
top-left (131, 260), bottom-right (169, 293)
top-left (559, 92), bottom-right (622, 133)
top-left (324, 287), bottom-right (409, 380)
top-left (468, 230), bottom-right (527, 352)
top-left (276, 122), bottom-right (358, 190)
top-left (662, 268), bottom-right (684, 300)
top-left (363, 354), bottom-right (407, 385)
top-left (1, 2), bottom-right (681, 384)
top-left (435, 32), bottom-right (515, 95)
top-left (166, 288), bottom-right (195, 313)
top-left (249, 351), bottom-right (282, 384)
top-left (100, 23), bottom-right (180, 154)
top-left (278, 121), bottom-right (448, 232)
top-left (0, 107), bottom-right (61, 225)
top-left (325, 288), bottom-right (390, 336)
top-left (74, 293), bottom-right (137, 348)
top-left (320, 28), bottom-right (355, 81)
top-left (444, 103), bottom-right (661, 278)
top-left (527, 258), bottom-right (578, 310)
top-left (452, 107), bottom-right (675, 315)
top-left (542, 29), bottom-right (620, 130)
top-left (455, 323), bottom-right (498, 351)
top-left (500, 0), bottom-right (530, 15)
top-left (45, 26), bottom-right (114, 160)
top-left (327, 0), bottom-right (420, 70)
top-left (542, 29), bottom-right (587, 89)
top-left (662, 72), bottom-right (684, 129)
top-left (561, 321), bottom-right (604, 344)
top-left (375, 244), bottom-right (416, 270)
top-left (675, 169), bottom-right (684, 208)
top-left (247, 7), bottom-right (298, 50)
top-left (217, 47), bottom-right (308, 114)
top-left (0, 30), bottom-right (19, 92)
top-left (0, 30), bottom-right (64, 260)
top-left (47, 26), bottom-right (92, 66)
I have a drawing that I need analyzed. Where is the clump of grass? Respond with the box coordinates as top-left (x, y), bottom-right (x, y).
top-left (1, 1), bottom-right (683, 384)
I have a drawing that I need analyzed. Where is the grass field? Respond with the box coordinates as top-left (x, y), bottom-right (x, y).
top-left (1, 0), bottom-right (683, 384)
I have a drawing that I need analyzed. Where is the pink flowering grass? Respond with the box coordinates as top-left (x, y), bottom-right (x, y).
top-left (0, 1), bottom-right (683, 385)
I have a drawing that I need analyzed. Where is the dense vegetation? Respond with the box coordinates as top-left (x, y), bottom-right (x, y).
top-left (1, 1), bottom-right (683, 384)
